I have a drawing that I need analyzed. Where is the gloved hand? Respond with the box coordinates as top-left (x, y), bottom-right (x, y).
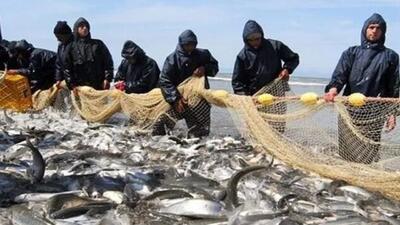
top-left (114, 81), bottom-right (126, 91)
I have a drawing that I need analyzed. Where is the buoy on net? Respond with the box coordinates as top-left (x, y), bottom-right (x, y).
top-left (257, 93), bottom-right (274, 105)
top-left (300, 92), bottom-right (319, 105)
top-left (213, 90), bottom-right (229, 98)
top-left (348, 93), bottom-right (366, 107)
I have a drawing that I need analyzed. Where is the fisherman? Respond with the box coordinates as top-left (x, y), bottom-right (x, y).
top-left (324, 13), bottom-right (399, 164)
top-left (114, 40), bottom-right (160, 94)
top-left (3, 41), bottom-right (20, 70)
top-left (232, 20), bottom-right (299, 132)
top-left (6, 40), bottom-right (56, 93)
top-left (152, 29), bottom-right (219, 137)
top-left (0, 24), bottom-right (18, 70)
top-left (53, 21), bottom-right (74, 88)
top-left (63, 17), bottom-right (114, 91)
top-left (0, 43), bottom-right (8, 71)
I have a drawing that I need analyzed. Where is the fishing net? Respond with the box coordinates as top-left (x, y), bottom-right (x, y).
top-left (4, 75), bottom-right (400, 201)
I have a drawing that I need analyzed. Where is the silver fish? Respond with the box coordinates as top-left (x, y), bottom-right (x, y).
top-left (23, 138), bottom-right (45, 183)
top-left (226, 164), bottom-right (272, 209)
top-left (14, 190), bottom-right (84, 203)
top-left (47, 193), bottom-right (113, 219)
top-left (159, 198), bottom-right (226, 219)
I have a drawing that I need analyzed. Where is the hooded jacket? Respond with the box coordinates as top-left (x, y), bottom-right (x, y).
top-left (159, 30), bottom-right (219, 104)
top-left (232, 20), bottom-right (299, 95)
top-left (325, 13), bottom-right (399, 98)
top-left (0, 42), bottom-right (8, 70)
top-left (114, 40), bottom-right (160, 94)
top-left (54, 21), bottom-right (73, 82)
top-left (63, 17), bottom-right (114, 90)
top-left (13, 40), bottom-right (56, 92)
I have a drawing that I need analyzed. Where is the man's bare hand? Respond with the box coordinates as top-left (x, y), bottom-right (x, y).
top-left (103, 80), bottom-right (110, 90)
top-left (55, 81), bottom-right (62, 89)
top-left (193, 66), bottom-right (205, 77)
top-left (278, 69), bottom-right (290, 81)
top-left (175, 98), bottom-right (187, 113)
top-left (324, 88), bottom-right (338, 102)
top-left (72, 87), bottom-right (79, 97)
top-left (385, 115), bottom-right (396, 132)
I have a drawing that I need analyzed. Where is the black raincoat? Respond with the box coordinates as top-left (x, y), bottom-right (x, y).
top-left (55, 37), bottom-right (73, 82)
top-left (0, 43), bottom-right (8, 70)
top-left (13, 40), bottom-right (56, 92)
top-left (114, 41), bottom-right (160, 94)
top-left (232, 20), bottom-right (299, 95)
top-left (325, 13), bottom-right (399, 98)
top-left (2, 40), bottom-right (19, 69)
top-left (159, 30), bottom-right (219, 104)
top-left (54, 21), bottom-right (74, 82)
top-left (63, 17), bottom-right (114, 90)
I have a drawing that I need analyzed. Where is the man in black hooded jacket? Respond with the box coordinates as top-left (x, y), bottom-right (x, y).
top-left (324, 13), bottom-right (399, 164)
top-left (6, 40), bottom-right (56, 93)
top-left (2, 41), bottom-right (19, 70)
top-left (0, 44), bottom-right (8, 71)
top-left (153, 29), bottom-right (219, 137)
top-left (233, 20), bottom-right (299, 133)
top-left (232, 20), bottom-right (299, 96)
top-left (114, 40), bottom-right (159, 94)
top-left (0, 25), bottom-right (18, 70)
top-left (63, 17), bottom-right (114, 91)
top-left (53, 21), bottom-right (73, 87)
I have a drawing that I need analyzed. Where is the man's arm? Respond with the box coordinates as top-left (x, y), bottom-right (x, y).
top-left (55, 46), bottom-right (63, 82)
top-left (232, 56), bottom-right (248, 95)
top-left (62, 44), bottom-right (76, 90)
top-left (276, 41), bottom-right (299, 74)
top-left (203, 50), bottom-right (219, 77)
top-left (159, 56), bottom-right (181, 105)
top-left (324, 48), bottom-right (354, 98)
top-left (385, 52), bottom-right (399, 132)
top-left (131, 60), bottom-right (160, 92)
top-left (114, 60), bottom-right (127, 82)
top-left (385, 53), bottom-right (400, 98)
top-left (101, 42), bottom-right (114, 82)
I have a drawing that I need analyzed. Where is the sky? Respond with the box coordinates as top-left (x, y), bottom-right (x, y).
top-left (0, 0), bottom-right (399, 78)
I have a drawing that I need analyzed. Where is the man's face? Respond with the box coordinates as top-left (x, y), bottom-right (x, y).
top-left (183, 43), bottom-right (196, 54)
top-left (77, 24), bottom-right (89, 38)
top-left (247, 33), bottom-right (262, 49)
top-left (55, 34), bottom-right (70, 43)
top-left (366, 24), bottom-right (382, 43)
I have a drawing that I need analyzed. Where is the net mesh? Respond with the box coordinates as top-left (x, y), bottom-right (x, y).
top-left (3, 75), bottom-right (400, 200)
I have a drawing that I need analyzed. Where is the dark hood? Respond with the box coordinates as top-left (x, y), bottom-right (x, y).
top-left (121, 40), bottom-right (145, 61)
top-left (178, 29), bottom-right (198, 46)
top-left (361, 13), bottom-right (386, 49)
top-left (176, 29), bottom-right (198, 55)
top-left (242, 20), bottom-right (264, 44)
top-left (54, 21), bottom-right (72, 35)
top-left (73, 17), bottom-right (91, 39)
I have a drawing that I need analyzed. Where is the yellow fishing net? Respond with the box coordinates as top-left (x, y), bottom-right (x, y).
top-left (5, 75), bottom-right (400, 200)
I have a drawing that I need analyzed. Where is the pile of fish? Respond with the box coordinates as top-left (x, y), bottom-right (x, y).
top-left (1, 108), bottom-right (400, 225)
